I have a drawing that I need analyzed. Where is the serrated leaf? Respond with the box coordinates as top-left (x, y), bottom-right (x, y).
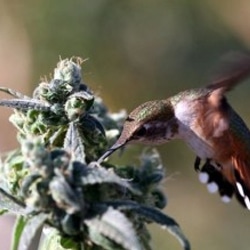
top-left (102, 201), bottom-right (190, 250)
top-left (0, 99), bottom-right (51, 111)
top-left (82, 163), bottom-right (140, 195)
top-left (135, 206), bottom-right (190, 250)
top-left (88, 226), bottom-right (122, 250)
top-left (0, 188), bottom-right (25, 214)
top-left (64, 122), bottom-right (86, 163)
top-left (49, 175), bottom-right (82, 214)
top-left (40, 228), bottom-right (80, 250)
top-left (85, 207), bottom-right (142, 250)
top-left (18, 213), bottom-right (48, 250)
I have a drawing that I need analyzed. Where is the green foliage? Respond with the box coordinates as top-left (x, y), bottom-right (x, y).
top-left (0, 58), bottom-right (190, 249)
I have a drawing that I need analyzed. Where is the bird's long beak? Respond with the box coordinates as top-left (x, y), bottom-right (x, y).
top-left (97, 141), bottom-right (125, 164)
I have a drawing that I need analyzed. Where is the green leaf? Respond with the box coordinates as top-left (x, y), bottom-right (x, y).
top-left (11, 216), bottom-right (27, 250)
top-left (83, 163), bottom-right (140, 195)
top-left (64, 122), bottom-right (86, 163)
top-left (0, 188), bottom-right (25, 214)
top-left (85, 207), bottom-right (142, 250)
top-left (18, 213), bottom-right (48, 250)
top-left (137, 206), bottom-right (190, 250)
top-left (2, 149), bottom-right (24, 167)
top-left (40, 228), bottom-right (81, 250)
top-left (60, 235), bottom-right (81, 249)
top-left (102, 201), bottom-right (191, 250)
top-left (0, 209), bottom-right (8, 215)
top-left (0, 99), bottom-right (51, 111)
top-left (88, 227), bottom-right (122, 250)
top-left (49, 175), bottom-right (82, 214)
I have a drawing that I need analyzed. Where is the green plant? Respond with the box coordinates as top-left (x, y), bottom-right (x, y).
top-left (0, 58), bottom-right (190, 250)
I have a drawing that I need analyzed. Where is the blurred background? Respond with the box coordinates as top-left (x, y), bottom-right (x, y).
top-left (1, 0), bottom-right (250, 249)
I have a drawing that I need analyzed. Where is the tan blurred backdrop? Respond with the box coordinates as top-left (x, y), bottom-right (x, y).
top-left (1, 0), bottom-right (250, 249)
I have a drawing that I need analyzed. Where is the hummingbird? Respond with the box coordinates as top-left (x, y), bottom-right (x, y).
top-left (98, 53), bottom-right (250, 210)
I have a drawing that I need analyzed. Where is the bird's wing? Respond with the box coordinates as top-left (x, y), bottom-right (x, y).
top-left (207, 52), bottom-right (250, 94)
top-left (199, 52), bottom-right (250, 139)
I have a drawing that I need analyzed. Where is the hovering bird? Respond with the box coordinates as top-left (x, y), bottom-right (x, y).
top-left (98, 53), bottom-right (250, 210)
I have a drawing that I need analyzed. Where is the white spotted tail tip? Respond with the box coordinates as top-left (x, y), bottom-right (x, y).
top-left (197, 159), bottom-right (250, 210)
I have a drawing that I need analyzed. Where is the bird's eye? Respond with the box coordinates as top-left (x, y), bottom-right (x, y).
top-left (135, 126), bottom-right (147, 137)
